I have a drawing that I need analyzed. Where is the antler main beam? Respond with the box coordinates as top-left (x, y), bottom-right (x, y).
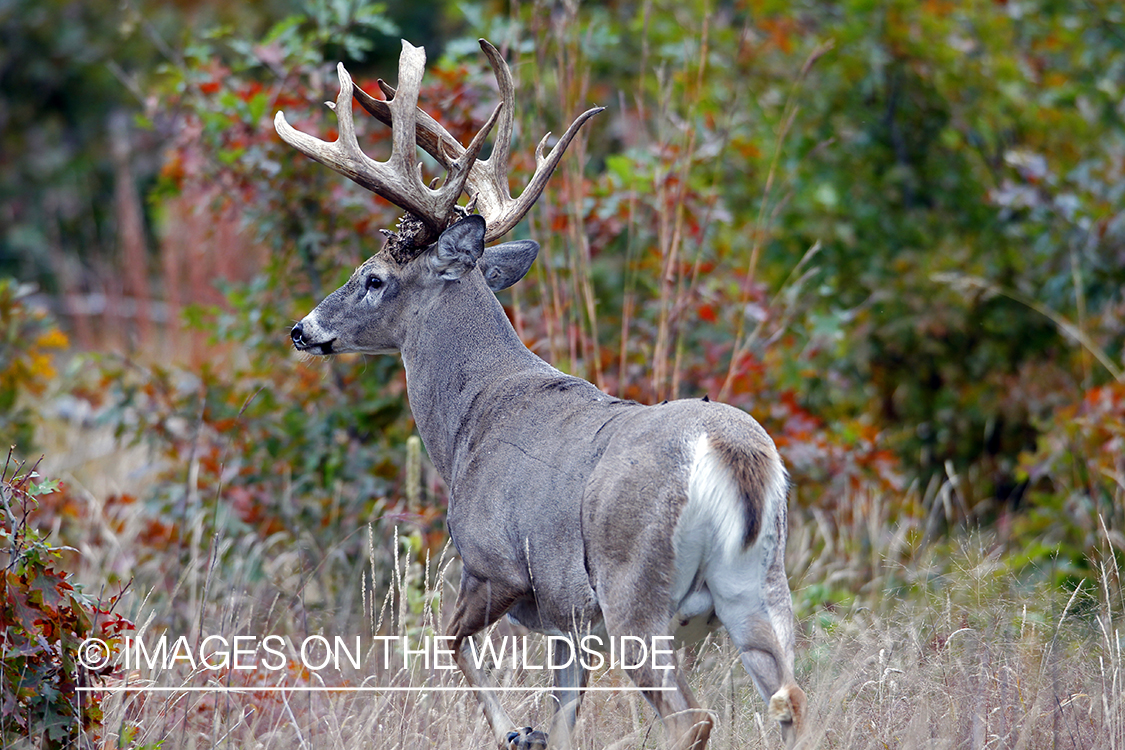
top-left (275, 39), bottom-right (604, 251)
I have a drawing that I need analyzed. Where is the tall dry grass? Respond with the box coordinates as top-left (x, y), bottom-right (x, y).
top-left (45, 412), bottom-right (1118, 750)
top-left (793, 544), bottom-right (1125, 749)
top-left (79, 529), bottom-right (1125, 749)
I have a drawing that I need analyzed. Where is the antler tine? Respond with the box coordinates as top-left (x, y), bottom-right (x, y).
top-left (352, 79), bottom-right (464, 174)
top-left (386, 44), bottom-right (505, 243)
top-left (500, 104), bottom-right (605, 228)
top-left (275, 41), bottom-right (501, 250)
top-left (475, 40), bottom-right (516, 193)
top-left (468, 39), bottom-right (605, 243)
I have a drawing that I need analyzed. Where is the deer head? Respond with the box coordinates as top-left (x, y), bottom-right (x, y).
top-left (279, 40), bottom-right (601, 355)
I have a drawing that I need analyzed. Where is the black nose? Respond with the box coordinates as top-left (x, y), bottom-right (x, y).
top-left (291, 322), bottom-right (305, 347)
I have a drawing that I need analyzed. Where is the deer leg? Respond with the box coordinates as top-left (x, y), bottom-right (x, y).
top-left (626, 656), bottom-right (713, 750)
top-left (728, 616), bottom-right (804, 748)
top-left (713, 556), bottom-right (805, 747)
top-left (544, 636), bottom-right (587, 749)
top-left (447, 571), bottom-right (532, 749)
top-left (600, 607), bottom-right (712, 750)
top-left (472, 638), bottom-right (587, 750)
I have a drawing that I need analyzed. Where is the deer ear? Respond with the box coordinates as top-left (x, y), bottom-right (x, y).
top-left (429, 215), bottom-right (486, 280)
top-left (480, 240), bottom-right (539, 292)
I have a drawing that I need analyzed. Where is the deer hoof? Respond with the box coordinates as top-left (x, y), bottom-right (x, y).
top-left (505, 727), bottom-right (548, 750)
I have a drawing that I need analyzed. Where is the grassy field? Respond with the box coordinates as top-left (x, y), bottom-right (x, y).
top-left (30, 417), bottom-right (1124, 750)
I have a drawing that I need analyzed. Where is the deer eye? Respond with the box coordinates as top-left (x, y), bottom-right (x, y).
top-left (365, 275), bottom-right (384, 292)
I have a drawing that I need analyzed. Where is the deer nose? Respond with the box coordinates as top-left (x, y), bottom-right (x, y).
top-left (291, 322), bottom-right (305, 347)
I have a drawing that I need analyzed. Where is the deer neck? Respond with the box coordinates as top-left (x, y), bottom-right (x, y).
top-left (399, 274), bottom-right (545, 481)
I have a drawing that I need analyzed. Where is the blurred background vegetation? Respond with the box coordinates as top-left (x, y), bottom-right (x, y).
top-left (2, 0), bottom-right (1124, 747)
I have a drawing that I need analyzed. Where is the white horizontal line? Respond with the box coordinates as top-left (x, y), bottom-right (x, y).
top-left (77, 686), bottom-right (672, 694)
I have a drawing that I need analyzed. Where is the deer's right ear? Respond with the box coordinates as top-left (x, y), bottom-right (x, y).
top-left (480, 240), bottom-right (539, 292)
top-left (429, 215), bottom-right (486, 280)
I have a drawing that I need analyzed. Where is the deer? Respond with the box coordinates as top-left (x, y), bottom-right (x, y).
top-left (277, 39), bottom-right (806, 750)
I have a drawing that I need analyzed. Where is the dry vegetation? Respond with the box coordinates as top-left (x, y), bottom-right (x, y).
top-left (28, 419), bottom-right (1122, 750)
top-left (88, 537), bottom-right (1125, 749)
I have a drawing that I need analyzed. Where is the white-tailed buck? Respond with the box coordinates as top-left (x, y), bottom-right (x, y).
top-left (278, 39), bottom-right (805, 750)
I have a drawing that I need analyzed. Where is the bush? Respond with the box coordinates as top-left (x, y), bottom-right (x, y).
top-left (1, 456), bottom-right (133, 748)
top-left (0, 279), bottom-right (69, 452)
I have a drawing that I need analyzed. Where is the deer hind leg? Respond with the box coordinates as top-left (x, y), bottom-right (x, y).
top-left (713, 559), bottom-right (805, 747)
top-left (731, 616), bottom-right (805, 747)
top-left (446, 571), bottom-right (532, 749)
top-left (647, 669), bottom-right (713, 750)
top-left (599, 604), bottom-right (712, 750)
top-left (624, 652), bottom-right (712, 750)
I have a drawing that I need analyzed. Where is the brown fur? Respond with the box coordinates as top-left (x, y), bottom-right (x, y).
top-left (706, 423), bottom-right (781, 548)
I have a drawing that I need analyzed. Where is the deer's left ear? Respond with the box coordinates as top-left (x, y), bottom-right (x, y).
top-left (480, 240), bottom-right (539, 292)
top-left (429, 215), bottom-right (486, 280)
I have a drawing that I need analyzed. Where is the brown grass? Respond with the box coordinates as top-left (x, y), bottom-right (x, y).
top-left (82, 549), bottom-right (1124, 750)
top-left (43, 414), bottom-right (1118, 750)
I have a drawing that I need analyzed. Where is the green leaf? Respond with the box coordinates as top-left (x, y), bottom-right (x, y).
top-left (28, 478), bottom-right (60, 496)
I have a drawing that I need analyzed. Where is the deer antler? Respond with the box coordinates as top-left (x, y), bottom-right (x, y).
top-left (276, 39), bottom-right (604, 255)
top-left (354, 40), bottom-right (605, 244)
top-left (274, 41), bottom-right (501, 255)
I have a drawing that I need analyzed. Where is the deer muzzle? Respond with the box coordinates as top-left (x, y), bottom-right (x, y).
top-left (290, 321), bottom-right (335, 355)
